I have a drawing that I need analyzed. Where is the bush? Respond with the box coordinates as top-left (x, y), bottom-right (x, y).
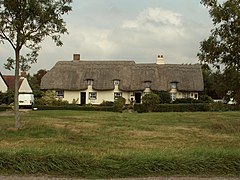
top-left (133, 104), bottom-right (148, 113)
top-left (134, 103), bottom-right (208, 113)
top-left (206, 102), bottom-right (240, 111)
top-left (142, 93), bottom-right (160, 112)
top-left (100, 101), bottom-right (114, 106)
top-left (0, 91), bottom-right (14, 105)
top-left (33, 105), bottom-right (114, 111)
top-left (155, 104), bottom-right (208, 112)
top-left (113, 97), bottom-right (126, 112)
top-left (34, 90), bottom-right (69, 106)
top-left (0, 106), bottom-right (11, 111)
top-left (234, 90), bottom-right (240, 104)
top-left (199, 95), bottom-right (213, 103)
top-left (173, 98), bottom-right (201, 104)
top-left (154, 91), bottom-right (171, 104)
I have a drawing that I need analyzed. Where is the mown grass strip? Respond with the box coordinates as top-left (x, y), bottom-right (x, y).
top-left (0, 149), bottom-right (240, 178)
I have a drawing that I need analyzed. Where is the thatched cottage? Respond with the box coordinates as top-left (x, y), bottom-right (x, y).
top-left (41, 54), bottom-right (204, 105)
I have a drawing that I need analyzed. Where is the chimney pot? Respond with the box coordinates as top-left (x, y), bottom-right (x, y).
top-left (73, 54), bottom-right (80, 61)
top-left (156, 54), bottom-right (165, 65)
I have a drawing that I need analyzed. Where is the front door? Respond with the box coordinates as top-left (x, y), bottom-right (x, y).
top-left (135, 92), bottom-right (142, 103)
top-left (80, 92), bottom-right (86, 105)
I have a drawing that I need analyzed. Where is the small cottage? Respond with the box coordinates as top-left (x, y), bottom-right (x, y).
top-left (3, 73), bottom-right (33, 94)
top-left (0, 72), bottom-right (8, 93)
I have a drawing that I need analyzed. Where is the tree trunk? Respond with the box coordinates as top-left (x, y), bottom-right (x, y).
top-left (14, 49), bottom-right (21, 129)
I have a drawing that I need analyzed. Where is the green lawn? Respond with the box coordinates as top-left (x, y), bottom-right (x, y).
top-left (0, 110), bottom-right (240, 178)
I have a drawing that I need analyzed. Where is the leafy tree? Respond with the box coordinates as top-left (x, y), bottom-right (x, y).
top-left (198, 0), bottom-right (240, 71)
top-left (0, 0), bottom-right (72, 129)
top-left (27, 69), bottom-right (48, 100)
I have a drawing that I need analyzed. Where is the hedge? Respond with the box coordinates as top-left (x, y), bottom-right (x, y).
top-left (33, 105), bottom-right (114, 112)
top-left (134, 103), bottom-right (240, 113)
top-left (0, 106), bottom-right (11, 112)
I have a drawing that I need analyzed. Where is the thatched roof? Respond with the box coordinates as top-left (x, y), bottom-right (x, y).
top-left (41, 60), bottom-right (204, 92)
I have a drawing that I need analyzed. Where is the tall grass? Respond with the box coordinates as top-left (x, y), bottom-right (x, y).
top-left (0, 110), bottom-right (240, 178)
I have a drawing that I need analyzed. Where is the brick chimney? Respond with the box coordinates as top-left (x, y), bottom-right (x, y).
top-left (156, 54), bottom-right (165, 65)
top-left (73, 54), bottom-right (80, 61)
top-left (21, 70), bottom-right (27, 77)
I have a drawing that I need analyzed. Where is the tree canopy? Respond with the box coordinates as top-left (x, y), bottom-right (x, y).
top-left (198, 0), bottom-right (240, 71)
top-left (0, 0), bottom-right (72, 129)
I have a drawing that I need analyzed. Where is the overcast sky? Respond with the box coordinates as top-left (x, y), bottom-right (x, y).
top-left (0, 0), bottom-right (213, 75)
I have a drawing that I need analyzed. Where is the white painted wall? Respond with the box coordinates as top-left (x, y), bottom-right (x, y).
top-left (57, 87), bottom-right (199, 105)
top-left (0, 76), bottom-right (8, 93)
top-left (19, 78), bottom-right (33, 93)
top-left (64, 91), bottom-right (80, 104)
top-left (59, 84), bottom-right (134, 105)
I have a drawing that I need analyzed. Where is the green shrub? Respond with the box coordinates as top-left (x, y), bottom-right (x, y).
top-left (100, 101), bottom-right (114, 106)
top-left (155, 104), bottom-right (208, 112)
top-left (173, 98), bottom-right (202, 104)
top-left (206, 102), bottom-right (240, 111)
top-left (234, 90), bottom-right (240, 104)
top-left (133, 104), bottom-right (148, 113)
top-left (113, 97), bottom-right (126, 112)
top-left (134, 103), bottom-right (208, 113)
top-left (154, 91), bottom-right (171, 104)
top-left (142, 93), bottom-right (160, 112)
top-left (0, 91), bottom-right (14, 105)
top-left (34, 90), bottom-right (69, 106)
top-left (199, 95), bottom-right (213, 103)
top-left (33, 105), bottom-right (114, 111)
top-left (0, 106), bottom-right (11, 111)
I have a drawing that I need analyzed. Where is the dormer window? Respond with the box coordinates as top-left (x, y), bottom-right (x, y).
top-left (114, 80), bottom-right (120, 86)
top-left (170, 82), bottom-right (177, 89)
top-left (87, 79), bottom-right (93, 86)
top-left (144, 81), bottom-right (152, 88)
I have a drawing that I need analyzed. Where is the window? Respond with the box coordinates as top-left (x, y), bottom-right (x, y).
top-left (194, 93), bottom-right (198, 99)
top-left (89, 92), bottom-right (97, 100)
top-left (170, 93), bottom-right (176, 101)
top-left (87, 79), bottom-right (93, 86)
top-left (183, 93), bottom-right (189, 98)
top-left (171, 82), bottom-right (177, 89)
top-left (56, 90), bottom-right (64, 98)
top-left (114, 80), bottom-right (120, 86)
top-left (144, 81), bottom-right (151, 88)
top-left (114, 92), bottom-right (122, 99)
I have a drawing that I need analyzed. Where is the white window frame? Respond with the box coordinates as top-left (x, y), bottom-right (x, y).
top-left (194, 93), bottom-right (198, 99)
top-left (89, 92), bottom-right (97, 100)
top-left (114, 92), bottom-right (122, 99)
top-left (56, 90), bottom-right (64, 98)
top-left (145, 81), bottom-right (151, 88)
top-left (170, 93), bottom-right (176, 101)
top-left (171, 82), bottom-right (177, 89)
top-left (87, 79), bottom-right (93, 86)
top-left (114, 80), bottom-right (120, 86)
